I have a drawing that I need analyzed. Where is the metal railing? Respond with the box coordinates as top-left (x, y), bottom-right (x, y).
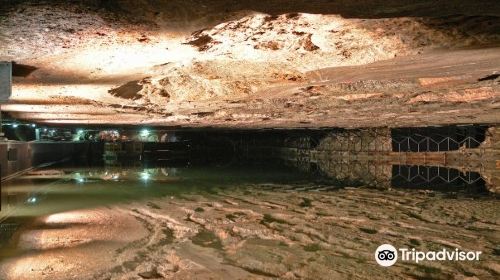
top-left (393, 165), bottom-right (483, 184)
top-left (392, 136), bottom-right (482, 152)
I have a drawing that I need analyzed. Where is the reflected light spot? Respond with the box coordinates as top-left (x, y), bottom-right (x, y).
top-left (140, 172), bottom-right (151, 182)
top-left (45, 212), bottom-right (80, 224)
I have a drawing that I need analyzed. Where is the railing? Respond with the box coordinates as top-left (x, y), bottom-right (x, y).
top-left (392, 136), bottom-right (482, 152)
top-left (392, 165), bottom-right (483, 184)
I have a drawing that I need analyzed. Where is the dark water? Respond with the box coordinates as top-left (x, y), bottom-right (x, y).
top-left (1, 161), bottom-right (492, 223)
top-left (0, 162), bottom-right (317, 221)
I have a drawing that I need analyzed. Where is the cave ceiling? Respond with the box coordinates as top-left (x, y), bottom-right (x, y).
top-left (0, 0), bottom-right (499, 128)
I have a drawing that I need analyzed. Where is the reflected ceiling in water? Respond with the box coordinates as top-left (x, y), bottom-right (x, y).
top-left (0, 125), bottom-right (499, 279)
top-left (0, 160), bottom-right (498, 280)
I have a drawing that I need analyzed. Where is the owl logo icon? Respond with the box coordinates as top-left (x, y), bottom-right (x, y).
top-left (375, 244), bottom-right (398, 267)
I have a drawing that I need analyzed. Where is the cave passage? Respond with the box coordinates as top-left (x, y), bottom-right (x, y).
top-left (0, 0), bottom-right (499, 278)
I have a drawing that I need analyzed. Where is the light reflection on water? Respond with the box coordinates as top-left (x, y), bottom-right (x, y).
top-left (0, 162), bottom-right (498, 280)
top-left (0, 163), bottom-right (316, 221)
top-left (0, 161), bottom-right (495, 223)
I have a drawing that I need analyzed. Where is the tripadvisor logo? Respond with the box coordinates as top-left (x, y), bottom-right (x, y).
top-left (375, 244), bottom-right (398, 267)
top-left (375, 244), bottom-right (482, 267)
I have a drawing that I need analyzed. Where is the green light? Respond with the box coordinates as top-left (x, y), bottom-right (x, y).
top-left (140, 129), bottom-right (150, 137)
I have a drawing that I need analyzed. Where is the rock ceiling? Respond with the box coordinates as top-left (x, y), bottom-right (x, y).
top-left (0, 0), bottom-right (499, 128)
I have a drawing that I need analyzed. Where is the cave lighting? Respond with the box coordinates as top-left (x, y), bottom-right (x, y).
top-left (140, 129), bottom-right (150, 137)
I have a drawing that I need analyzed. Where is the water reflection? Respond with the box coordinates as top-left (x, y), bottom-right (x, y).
top-left (0, 159), bottom-right (498, 280)
top-left (0, 162), bottom-right (313, 221)
top-left (286, 157), bottom-right (496, 193)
